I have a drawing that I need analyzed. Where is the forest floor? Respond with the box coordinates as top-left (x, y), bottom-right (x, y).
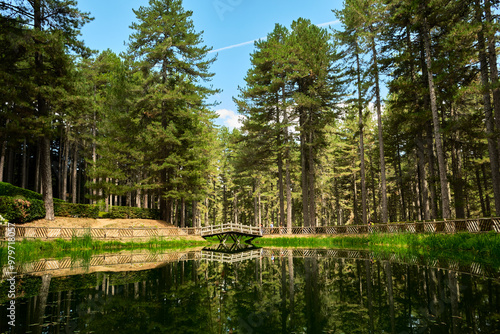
top-left (23, 217), bottom-right (177, 229)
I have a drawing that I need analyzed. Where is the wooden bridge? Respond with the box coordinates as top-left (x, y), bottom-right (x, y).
top-left (200, 223), bottom-right (262, 244)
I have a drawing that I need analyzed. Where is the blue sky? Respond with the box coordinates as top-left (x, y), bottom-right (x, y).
top-left (78, 0), bottom-right (344, 128)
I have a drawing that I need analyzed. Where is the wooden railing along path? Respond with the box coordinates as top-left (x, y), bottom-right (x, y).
top-left (0, 217), bottom-right (499, 241)
top-left (0, 226), bottom-right (201, 240)
top-left (262, 217), bottom-right (500, 235)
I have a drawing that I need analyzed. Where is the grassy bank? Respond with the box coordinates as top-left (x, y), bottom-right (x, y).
top-left (256, 232), bottom-right (500, 256)
top-left (0, 236), bottom-right (210, 264)
top-left (255, 235), bottom-right (370, 248)
top-left (256, 232), bottom-right (500, 270)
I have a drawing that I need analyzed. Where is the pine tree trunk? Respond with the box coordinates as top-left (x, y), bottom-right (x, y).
top-left (353, 169), bottom-right (358, 224)
top-left (396, 140), bottom-right (407, 221)
top-left (451, 106), bottom-right (465, 218)
top-left (300, 109), bottom-right (310, 227)
top-left (334, 172), bottom-right (341, 225)
top-left (277, 105), bottom-right (285, 228)
top-left (282, 87), bottom-right (293, 232)
top-left (475, 167), bottom-right (487, 216)
top-left (485, 0), bottom-right (500, 152)
top-left (258, 191), bottom-right (262, 228)
top-left (22, 138), bottom-right (27, 188)
top-left (414, 169), bottom-right (422, 220)
top-left (40, 137), bottom-right (55, 220)
top-left (61, 136), bottom-right (69, 202)
top-left (422, 10), bottom-right (452, 218)
top-left (371, 39), bottom-right (388, 223)
top-left (416, 135), bottom-right (431, 220)
top-left (92, 124), bottom-right (97, 205)
top-left (6, 147), bottom-right (13, 184)
top-left (356, 45), bottom-right (368, 225)
top-left (192, 200), bottom-right (199, 228)
top-left (35, 143), bottom-right (41, 193)
top-left (180, 197), bottom-right (185, 228)
top-left (136, 188), bottom-right (142, 208)
top-left (308, 130), bottom-right (316, 227)
top-left (58, 136), bottom-right (63, 198)
top-left (0, 133), bottom-right (6, 183)
top-left (233, 192), bottom-right (238, 225)
top-left (71, 144), bottom-right (77, 204)
top-left (482, 164), bottom-right (492, 216)
top-left (477, 0), bottom-right (500, 215)
top-left (285, 156), bottom-right (292, 232)
top-left (277, 151), bottom-right (285, 227)
top-left (223, 183), bottom-right (227, 224)
top-left (426, 124), bottom-right (439, 218)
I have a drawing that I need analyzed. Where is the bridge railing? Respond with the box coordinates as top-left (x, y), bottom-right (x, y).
top-left (200, 223), bottom-right (261, 237)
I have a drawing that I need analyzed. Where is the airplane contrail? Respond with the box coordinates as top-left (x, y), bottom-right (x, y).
top-left (209, 20), bottom-right (340, 54)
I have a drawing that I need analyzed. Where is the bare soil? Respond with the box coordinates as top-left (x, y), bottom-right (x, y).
top-left (23, 217), bottom-right (177, 229)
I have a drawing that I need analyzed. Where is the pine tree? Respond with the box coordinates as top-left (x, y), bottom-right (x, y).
top-left (128, 0), bottom-right (218, 223)
top-left (0, 0), bottom-right (92, 219)
top-left (290, 18), bottom-right (344, 227)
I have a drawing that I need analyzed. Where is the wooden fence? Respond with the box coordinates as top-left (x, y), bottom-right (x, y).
top-left (262, 217), bottom-right (500, 235)
top-left (0, 226), bottom-right (201, 240)
top-left (0, 217), bottom-right (499, 241)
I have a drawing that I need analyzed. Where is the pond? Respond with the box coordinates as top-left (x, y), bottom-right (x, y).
top-left (1, 247), bottom-right (499, 333)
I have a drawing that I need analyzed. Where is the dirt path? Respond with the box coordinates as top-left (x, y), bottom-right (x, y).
top-left (23, 217), bottom-right (177, 229)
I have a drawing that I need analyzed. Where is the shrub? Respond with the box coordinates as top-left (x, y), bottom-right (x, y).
top-left (0, 182), bottom-right (43, 200)
top-left (0, 182), bottom-right (64, 202)
top-left (105, 206), bottom-right (161, 220)
top-left (0, 196), bottom-right (46, 223)
top-left (54, 202), bottom-right (99, 218)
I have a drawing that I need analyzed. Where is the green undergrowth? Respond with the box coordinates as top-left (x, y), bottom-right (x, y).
top-left (0, 236), bottom-right (209, 265)
top-left (255, 235), bottom-right (370, 248)
top-left (256, 232), bottom-right (500, 271)
top-left (368, 231), bottom-right (500, 256)
top-left (256, 232), bottom-right (500, 257)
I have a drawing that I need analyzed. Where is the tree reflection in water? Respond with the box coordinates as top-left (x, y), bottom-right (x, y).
top-left (1, 248), bottom-right (500, 333)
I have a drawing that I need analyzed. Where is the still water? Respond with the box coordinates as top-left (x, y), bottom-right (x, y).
top-left (1, 247), bottom-right (500, 333)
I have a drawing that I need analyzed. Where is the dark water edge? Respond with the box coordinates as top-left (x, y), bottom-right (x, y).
top-left (1, 248), bottom-right (500, 333)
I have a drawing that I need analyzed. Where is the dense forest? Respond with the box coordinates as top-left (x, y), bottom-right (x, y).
top-left (1, 0), bottom-right (499, 227)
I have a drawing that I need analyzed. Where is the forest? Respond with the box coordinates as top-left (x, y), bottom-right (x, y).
top-left (1, 0), bottom-right (500, 228)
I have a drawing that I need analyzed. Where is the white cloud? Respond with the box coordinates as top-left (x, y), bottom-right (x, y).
top-left (216, 109), bottom-right (245, 129)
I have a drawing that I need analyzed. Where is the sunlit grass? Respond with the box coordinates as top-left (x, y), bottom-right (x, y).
top-left (255, 235), bottom-right (370, 248)
top-left (256, 231), bottom-right (500, 257)
top-left (0, 235), bottom-right (209, 265)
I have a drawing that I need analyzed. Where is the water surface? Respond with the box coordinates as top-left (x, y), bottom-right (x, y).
top-left (1, 248), bottom-right (499, 333)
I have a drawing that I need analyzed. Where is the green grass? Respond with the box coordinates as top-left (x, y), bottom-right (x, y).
top-left (2, 231), bottom-right (499, 269)
top-left (0, 235), bottom-right (210, 265)
top-left (256, 232), bottom-right (500, 257)
top-left (368, 231), bottom-right (500, 256)
top-left (255, 235), bottom-right (369, 248)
